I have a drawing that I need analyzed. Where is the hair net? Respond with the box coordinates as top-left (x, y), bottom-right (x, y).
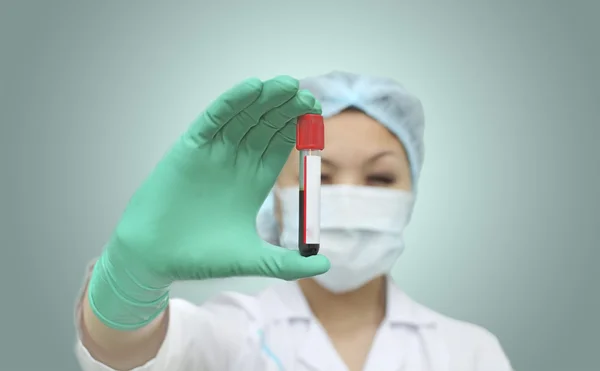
top-left (256, 71), bottom-right (425, 244)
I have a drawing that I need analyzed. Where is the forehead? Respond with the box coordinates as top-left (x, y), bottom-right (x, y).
top-left (322, 109), bottom-right (405, 155)
top-left (278, 109), bottom-right (411, 187)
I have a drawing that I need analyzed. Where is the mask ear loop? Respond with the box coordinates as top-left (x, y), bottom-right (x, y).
top-left (271, 188), bottom-right (283, 246)
top-left (256, 189), bottom-right (280, 245)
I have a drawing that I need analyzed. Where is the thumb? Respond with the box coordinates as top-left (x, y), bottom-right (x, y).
top-left (256, 242), bottom-right (330, 281)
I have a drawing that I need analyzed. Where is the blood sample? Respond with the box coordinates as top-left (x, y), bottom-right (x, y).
top-left (296, 114), bottom-right (325, 257)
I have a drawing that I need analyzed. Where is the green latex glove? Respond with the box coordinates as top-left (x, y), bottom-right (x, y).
top-left (88, 76), bottom-right (330, 330)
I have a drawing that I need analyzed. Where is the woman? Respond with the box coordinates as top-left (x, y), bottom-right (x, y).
top-left (75, 71), bottom-right (513, 371)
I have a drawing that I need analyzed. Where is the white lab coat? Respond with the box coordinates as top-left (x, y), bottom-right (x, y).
top-left (75, 267), bottom-right (513, 371)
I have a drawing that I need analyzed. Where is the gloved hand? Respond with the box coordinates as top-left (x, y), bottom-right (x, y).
top-left (88, 76), bottom-right (330, 330)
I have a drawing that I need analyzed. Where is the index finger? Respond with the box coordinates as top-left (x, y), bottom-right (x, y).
top-left (186, 78), bottom-right (263, 144)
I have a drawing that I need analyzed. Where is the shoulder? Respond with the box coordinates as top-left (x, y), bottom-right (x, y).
top-left (415, 303), bottom-right (512, 370)
top-left (428, 308), bottom-right (501, 347)
top-left (170, 289), bottom-right (263, 324)
top-left (169, 281), bottom-right (288, 326)
top-left (165, 290), bottom-right (266, 368)
top-left (169, 281), bottom-right (302, 332)
top-left (388, 280), bottom-right (505, 354)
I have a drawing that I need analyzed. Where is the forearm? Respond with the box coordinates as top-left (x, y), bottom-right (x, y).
top-left (80, 290), bottom-right (168, 371)
top-left (78, 251), bottom-right (171, 370)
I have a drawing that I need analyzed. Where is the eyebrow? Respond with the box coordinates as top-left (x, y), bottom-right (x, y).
top-left (322, 150), bottom-right (396, 167)
top-left (366, 150), bottom-right (395, 164)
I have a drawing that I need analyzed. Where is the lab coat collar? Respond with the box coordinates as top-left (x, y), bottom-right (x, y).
top-left (262, 275), bottom-right (437, 328)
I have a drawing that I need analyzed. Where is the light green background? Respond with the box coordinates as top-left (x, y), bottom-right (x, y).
top-left (2, 1), bottom-right (599, 370)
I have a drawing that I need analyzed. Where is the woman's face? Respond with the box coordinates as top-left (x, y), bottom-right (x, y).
top-left (274, 109), bottom-right (411, 225)
top-left (277, 109), bottom-right (412, 191)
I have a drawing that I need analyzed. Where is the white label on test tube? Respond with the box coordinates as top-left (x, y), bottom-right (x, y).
top-left (304, 155), bottom-right (321, 244)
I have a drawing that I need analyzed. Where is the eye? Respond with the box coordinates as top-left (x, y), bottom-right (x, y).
top-left (321, 174), bottom-right (333, 184)
top-left (367, 174), bottom-right (396, 186)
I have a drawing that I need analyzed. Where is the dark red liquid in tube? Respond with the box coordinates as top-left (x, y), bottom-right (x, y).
top-left (298, 190), bottom-right (320, 256)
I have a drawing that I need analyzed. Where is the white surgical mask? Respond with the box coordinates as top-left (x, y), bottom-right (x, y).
top-left (276, 185), bottom-right (414, 293)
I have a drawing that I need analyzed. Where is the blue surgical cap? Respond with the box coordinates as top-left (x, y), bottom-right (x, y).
top-left (256, 71), bottom-right (425, 244)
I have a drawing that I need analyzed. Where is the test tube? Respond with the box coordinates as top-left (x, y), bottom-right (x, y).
top-left (296, 114), bottom-right (325, 257)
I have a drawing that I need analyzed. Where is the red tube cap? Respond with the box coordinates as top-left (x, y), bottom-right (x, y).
top-left (296, 114), bottom-right (324, 150)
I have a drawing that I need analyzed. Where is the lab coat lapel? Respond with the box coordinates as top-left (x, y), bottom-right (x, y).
top-left (263, 278), bottom-right (449, 371)
top-left (418, 327), bottom-right (449, 371)
top-left (266, 282), bottom-right (347, 371)
top-left (360, 277), bottom-right (414, 371)
top-left (297, 319), bottom-right (348, 371)
top-left (361, 322), bottom-right (413, 371)
top-left (366, 276), bottom-right (446, 371)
